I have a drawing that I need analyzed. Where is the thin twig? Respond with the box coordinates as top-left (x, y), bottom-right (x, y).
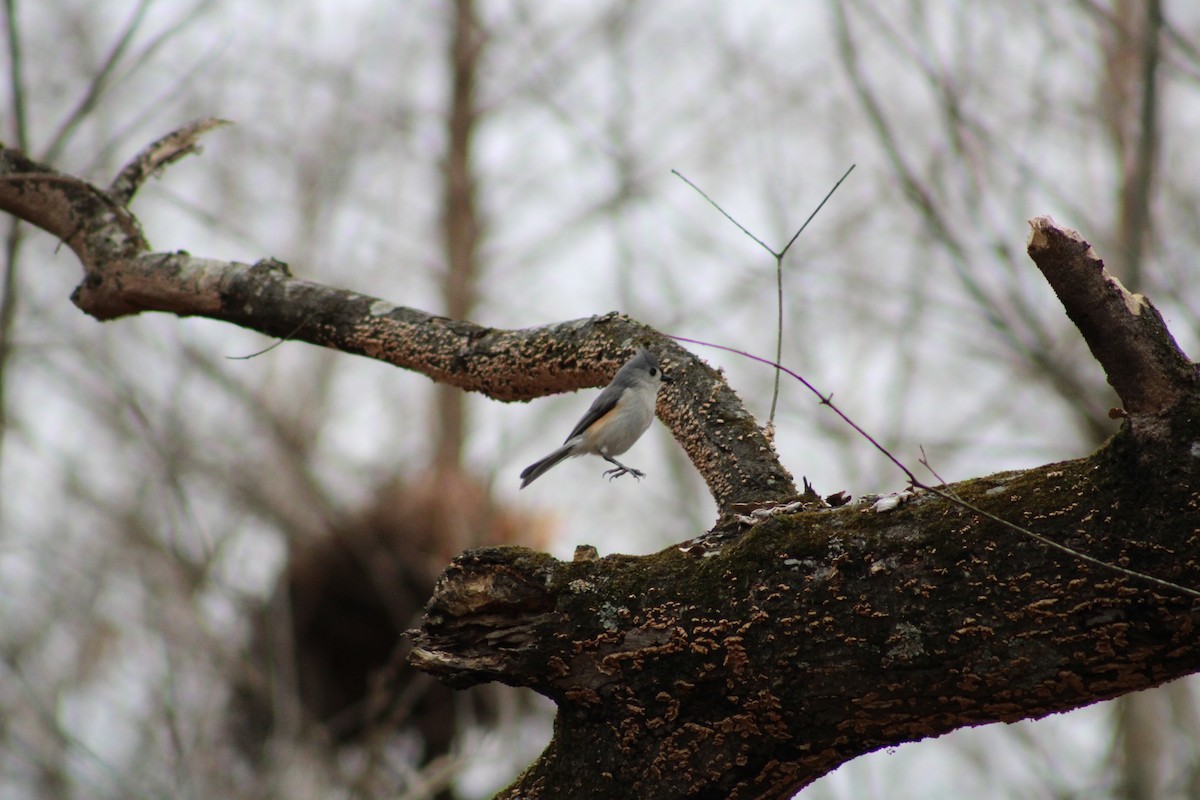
top-left (777, 164), bottom-right (856, 260)
top-left (43, 0), bottom-right (154, 163)
top-left (667, 333), bottom-right (1200, 600)
top-left (3, 0), bottom-right (29, 152)
top-left (769, 164), bottom-right (855, 424)
top-left (671, 166), bottom-right (854, 428)
top-left (225, 315), bottom-right (313, 360)
top-left (670, 169), bottom-right (776, 256)
top-left (770, 250), bottom-right (783, 428)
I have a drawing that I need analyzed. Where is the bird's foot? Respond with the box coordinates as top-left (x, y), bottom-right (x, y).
top-left (603, 465), bottom-right (645, 482)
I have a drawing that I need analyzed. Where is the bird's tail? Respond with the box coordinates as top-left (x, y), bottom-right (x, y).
top-left (519, 444), bottom-right (575, 489)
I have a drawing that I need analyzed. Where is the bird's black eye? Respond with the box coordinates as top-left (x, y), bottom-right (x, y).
top-left (649, 367), bottom-right (658, 377)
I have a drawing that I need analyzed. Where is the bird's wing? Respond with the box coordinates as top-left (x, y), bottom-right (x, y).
top-left (563, 384), bottom-right (624, 442)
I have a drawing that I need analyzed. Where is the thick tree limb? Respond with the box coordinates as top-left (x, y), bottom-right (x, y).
top-left (415, 431), bottom-right (1200, 798)
top-left (413, 418), bottom-right (1200, 800)
top-left (0, 130), bottom-right (795, 512)
top-left (408, 219), bottom-right (1200, 798)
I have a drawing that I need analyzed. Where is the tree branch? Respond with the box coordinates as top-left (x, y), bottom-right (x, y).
top-left (0, 133), bottom-right (796, 513)
top-left (9, 126), bottom-right (1198, 799)
top-left (1026, 216), bottom-right (1198, 417)
top-left (406, 217), bottom-right (1200, 798)
top-left (412, 428), bottom-right (1200, 799)
top-left (108, 116), bottom-right (230, 205)
top-left (0, 149), bottom-right (146, 269)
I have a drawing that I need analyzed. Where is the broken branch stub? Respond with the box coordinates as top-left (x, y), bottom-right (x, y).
top-left (1026, 216), bottom-right (1198, 416)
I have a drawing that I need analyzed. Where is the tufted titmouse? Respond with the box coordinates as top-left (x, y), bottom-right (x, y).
top-left (519, 348), bottom-right (672, 489)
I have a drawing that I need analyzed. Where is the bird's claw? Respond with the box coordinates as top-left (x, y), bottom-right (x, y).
top-left (603, 466), bottom-right (645, 482)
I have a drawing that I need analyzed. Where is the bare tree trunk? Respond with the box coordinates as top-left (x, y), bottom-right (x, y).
top-left (1102, 0), bottom-right (1163, 293)
top-left (433, 0), bottom-right (484, 477)
top-left (0, 0), bottom-right (30, 510)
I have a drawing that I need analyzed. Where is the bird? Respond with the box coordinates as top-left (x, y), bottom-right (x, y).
top-left (519, 348), bottom-right (672, 489)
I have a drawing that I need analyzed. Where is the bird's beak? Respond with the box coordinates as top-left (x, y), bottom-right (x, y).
top-left (661, 374), bottom-right (674, 384)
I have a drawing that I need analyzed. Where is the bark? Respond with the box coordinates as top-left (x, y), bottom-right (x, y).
top-left (3, 126), bottom-right (1198, 799)
top-left (414, 444), bottom-right (1200, 798)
